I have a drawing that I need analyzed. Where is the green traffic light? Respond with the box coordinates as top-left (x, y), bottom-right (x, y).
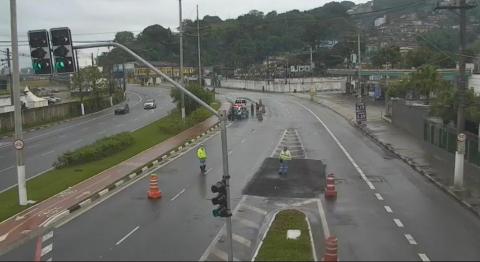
top-left (56, 61), bottom-right (65, 70)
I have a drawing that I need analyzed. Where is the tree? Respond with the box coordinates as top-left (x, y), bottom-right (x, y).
top-left (371, 46), bottom-right (401, 68)
top-left (114, 31), bottom-right (135, 45)
top-left (170, 83), bottom-right (214, 115)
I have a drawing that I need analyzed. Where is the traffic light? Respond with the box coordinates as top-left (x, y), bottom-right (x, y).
top-left (50, 27), bottom-right (75, 73)
top-left (28, 30), bottom-right (52, 75)
top-left (211, 180), bottom-right (231, 218)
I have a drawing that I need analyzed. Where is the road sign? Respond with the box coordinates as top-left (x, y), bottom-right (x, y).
top-left (355, 102), bottom-right (367, 123)
top-left (14, 139), bottom-right (24, 150)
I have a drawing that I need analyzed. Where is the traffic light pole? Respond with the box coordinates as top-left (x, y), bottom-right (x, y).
top-left (10, 0), bottom-right (28, 206)
top-left (73, 41), bottom-right (234, 260)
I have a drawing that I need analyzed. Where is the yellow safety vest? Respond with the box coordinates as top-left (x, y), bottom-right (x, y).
top-left (280, 150), bottom-right (292, 161)
top-left (197, 148), bottom-right (207, 160)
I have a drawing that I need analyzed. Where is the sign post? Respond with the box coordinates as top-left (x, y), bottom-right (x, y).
top-left (453, 133), bottom-right (466, 191)
top-left (355, 102), bottom-right (367, 125)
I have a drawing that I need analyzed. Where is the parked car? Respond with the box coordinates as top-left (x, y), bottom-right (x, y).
top-left (143, 99), bottom-right (157, 109)
top-left (114, 103), bottom-right (130, 115)
top-left (44, 96), bottom-right (61, 104)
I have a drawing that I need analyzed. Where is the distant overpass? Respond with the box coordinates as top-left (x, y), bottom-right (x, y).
top-left (326, 68), bottom-right (471, 81)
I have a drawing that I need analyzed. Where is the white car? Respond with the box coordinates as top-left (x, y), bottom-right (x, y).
top-left (143, 99), bottom-right (157, 109)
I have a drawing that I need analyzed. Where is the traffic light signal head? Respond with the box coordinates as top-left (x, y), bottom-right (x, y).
top-left (28, 30), bottom-right (52, 75)
top-left (210, 180), bottom-right (231, 218)
top-left (50, 27), bottom-right (75, 73)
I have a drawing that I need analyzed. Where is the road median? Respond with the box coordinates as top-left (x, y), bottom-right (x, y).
top-left (254, 209), bottom-right (315, 261)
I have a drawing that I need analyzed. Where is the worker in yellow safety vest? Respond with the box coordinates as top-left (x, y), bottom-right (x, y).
top-left (197, 144), bottom-right (208, 174)
top-left (279, 146), bottom-right (292, 175)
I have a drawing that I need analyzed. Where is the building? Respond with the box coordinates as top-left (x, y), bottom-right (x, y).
top-left (114, 61), bottom-right (196, 85)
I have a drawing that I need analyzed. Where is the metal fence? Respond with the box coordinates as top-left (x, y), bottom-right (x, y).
top-left (424, 120), bottom-right (480, 167)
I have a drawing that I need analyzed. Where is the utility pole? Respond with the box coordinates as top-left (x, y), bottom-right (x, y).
top-left (91, 53), bottom-right (94, 67)
top-left (357, 32), bottom-right (362, 98)
top-left (197, 4), bottom-right (202, 87)
top-left (179, 0), bottom-right (186, 120)
top-left (10, 0), bottom-right (28, 206)
top-left (435, 0), bottom-right (475, 133)
top-left (75, 49), bottom-right (85, 115)
top-left (435, 0), bottom-right (475, 193)
top-left (6, 48), bottom-right (13, 105)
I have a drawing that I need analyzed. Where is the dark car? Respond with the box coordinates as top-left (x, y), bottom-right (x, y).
top-left (114, 103), bottom-right (130, 115)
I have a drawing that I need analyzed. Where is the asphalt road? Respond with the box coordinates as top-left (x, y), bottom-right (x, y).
top-left (2, 88), bottom-right (480, 261)
top-left (0, 85), bottom-right (175, 193)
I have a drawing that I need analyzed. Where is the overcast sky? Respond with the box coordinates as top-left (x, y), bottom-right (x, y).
top-left (0, 0), bottom-right (368, 68)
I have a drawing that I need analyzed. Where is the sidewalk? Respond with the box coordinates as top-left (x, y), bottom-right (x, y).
top-left (0, 105), bottom-right (226, 255)
top-left (294, 92), bottom-right (480, 215)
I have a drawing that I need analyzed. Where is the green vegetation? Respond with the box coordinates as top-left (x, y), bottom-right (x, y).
top-left (97, 2), bottom-right (357, 71)
top-left (170, 83), bottom-right (215, 115)
top-left (256, 210), bottom-right (313, 262)
top-left (54, 132), bottom-right (134, 168)
top-left (0, 102), bottom-right (220, 222)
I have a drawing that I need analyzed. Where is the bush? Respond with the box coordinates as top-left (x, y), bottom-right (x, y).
top-left (170, 83), bottom-right (214, 115)
top-left (54, 132), bottom-right (134, 168)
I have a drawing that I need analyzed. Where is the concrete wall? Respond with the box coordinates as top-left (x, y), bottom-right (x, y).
top-left (468, 74), bottom-right (480, 95)
top-left (391, 98), bottom-right (430, 139)
top-left (219, 77), bottom-right (347, 93)
top-left (0, 96), bottom-right (122, 133)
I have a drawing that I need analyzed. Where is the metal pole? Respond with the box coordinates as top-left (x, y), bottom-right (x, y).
top-left (91, 53), bottom-right (94, 66)
top-left (179, 0), bottom-right (185, 120)
top-left (457, 0), bottom-right (467, 132)
top-left (6, 48), bottom-right (13, 105)
top-left (357, 32), bottom-right (362, 99)
top-left (220, 113), bottom-right (233, 262)
top-left (74, 49), bottom-right (85, 115)
top-left (197, 4), bottom-right (202, 87)
top-left (10, 0), bottom-right (27, 206)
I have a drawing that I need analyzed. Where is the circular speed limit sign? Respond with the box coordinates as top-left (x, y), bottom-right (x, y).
top-left (14, 139), bottom-right (24, 150)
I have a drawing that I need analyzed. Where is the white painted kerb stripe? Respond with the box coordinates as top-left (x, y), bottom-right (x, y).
top-left (297, 103), bottom-right (376, 190)
top-left (41, 243), bottom-right (53, 257)
top-left (42, 231), bottom-right (54, 242)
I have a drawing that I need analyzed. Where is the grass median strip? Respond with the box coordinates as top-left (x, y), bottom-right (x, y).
top-left (0, 102), bottom-right (220, 222)
top-left (256, 209), bottom-right (314, 262)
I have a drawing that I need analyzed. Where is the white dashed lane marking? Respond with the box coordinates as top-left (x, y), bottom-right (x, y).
top-left (115, 226), bottom-right (140, 246)
top-left (405, 234), bottom-right (418, 245)
top-left (393, 218), bottom-right (404, 228)
top-left (419, 253), bottom-right (430, 261)
top-left (384, 206), bottom-right (393, 213)
top-left (375, 193), bottom-right (384, 201)
top-left (170, 188), bottom-right (186, 201)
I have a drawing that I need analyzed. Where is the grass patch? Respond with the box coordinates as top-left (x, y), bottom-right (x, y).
top-left (0, 102), bottom-right (220, 222)
top-left (256, 209), bottom-right (313, 262)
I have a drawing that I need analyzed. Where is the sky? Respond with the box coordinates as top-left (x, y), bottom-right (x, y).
top-left (0, 0), bottom-right (369, 68)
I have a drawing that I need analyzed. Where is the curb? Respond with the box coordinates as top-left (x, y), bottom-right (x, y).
top-left (295, 94), bottom-right (480, 218)
top-left (65, 122), bottom-right (222, 215)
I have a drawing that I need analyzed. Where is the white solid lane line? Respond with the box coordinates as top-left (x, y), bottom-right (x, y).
top-left (205, 168), bottom-right (213, 174)
top-left (40, 150), bottom-right (55, 157)
top-left (297, 103), bottom-right (376, 190)
top-left (115, 226), bottom-right (140, 246)
top-left (317, 199), bottom-right (331, 238)
top-left (170, 188), bottom-right (186, 201)
top-left (0, 165), bottom-right (15, 174)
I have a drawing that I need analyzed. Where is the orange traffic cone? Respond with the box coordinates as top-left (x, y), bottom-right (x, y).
top-left (323, 236), bottom-right (338, 262)
top-left (148, 174), bottom-right (162, 199)
top-left (325, 183), bottom-right (337, 199)
top-left (326, 173), bottom-right (335, 185)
